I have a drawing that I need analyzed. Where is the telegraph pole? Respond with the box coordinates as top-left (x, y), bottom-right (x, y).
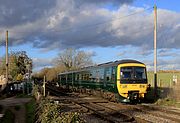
top-left (6, 31), bottom-right (9, 85)
top-left (43, 75), bottom-right (46, 97)
top-left (154, 5), bottom-right (158, 98)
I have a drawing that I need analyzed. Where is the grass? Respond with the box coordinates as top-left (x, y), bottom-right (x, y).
top-left (156, 98), bottom-right (180, 108)
top-left (16, 93), bottom-right (32, 98)
top-left (147, 72), bottom-right (180, 87)
top-left (25, 98), bottom-right (36, 123)
top-left (146, 71), bottom-right (180, 106)
top-left (0, 109), bottom-right (15, 123)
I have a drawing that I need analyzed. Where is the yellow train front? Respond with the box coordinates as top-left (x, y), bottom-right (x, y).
top-left (116, 61), bottom-right (148, 103)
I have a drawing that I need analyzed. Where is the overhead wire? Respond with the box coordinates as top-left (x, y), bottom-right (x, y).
top-left (66, 24), bottom-right (154, 46)
top-left (56, 6), bottom-right (153, 45)
top-left (5, 7), bottom-right (153, 34)
top-left (0, 6), bottom-right (155, 66)
top-left (0, 6), bottom-right (154, 54)
top-left (50, 6), bottom-right (153, 33)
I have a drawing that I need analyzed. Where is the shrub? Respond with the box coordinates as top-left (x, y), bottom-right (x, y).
top-left (36, 99), bottom-right (85, 123)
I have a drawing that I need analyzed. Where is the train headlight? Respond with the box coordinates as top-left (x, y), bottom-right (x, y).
top-left (139, 85), bottom-right (145, 88)
top-left (121, 85), bottom-right (127, 88)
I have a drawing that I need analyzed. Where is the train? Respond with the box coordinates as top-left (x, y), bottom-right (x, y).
top-left (58, 59), bottom-right (149, 103)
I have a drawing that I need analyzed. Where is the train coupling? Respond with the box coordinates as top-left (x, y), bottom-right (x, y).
top-left (128, 91), bottom-right (139, 101)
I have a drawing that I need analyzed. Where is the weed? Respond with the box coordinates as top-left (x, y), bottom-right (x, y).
top-left (0, 109), bottom-right (15, 123)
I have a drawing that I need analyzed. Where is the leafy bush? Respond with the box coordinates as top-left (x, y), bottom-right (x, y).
top-left (37, 99), bottom-right (85, 123)
top-left (32, 84), bottom-right (42, 101)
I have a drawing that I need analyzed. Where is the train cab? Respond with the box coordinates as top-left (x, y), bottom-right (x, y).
top-left (117, 62), bottom-right (148, 103)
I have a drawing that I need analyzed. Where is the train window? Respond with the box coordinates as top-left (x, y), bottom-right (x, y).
top-left (81, 74), bottom-right (84, 80)
top-left (60, 75), bottom-right (66, 82)
top-left (82, 74), bottom-right (86, 81)
top-left (89, 73), bottom-right (92, 81)
top-left (91, 70), bottom-right (96, 81)
top-left (75, 74), bottom-right (79, 81)
top-left (67, 74), bottom-right (72, 82)
top-left (112, 67), bottom-right (115, 81)
top-left (79, 74), bottom-right (82, 80)
top-left (121, 67), bottom-right (147, 80)
top-left (99, 68), bottom-right (104, 82)
top-left (82, 73), bottom-right (89, 81)
top-left (106, 76), bottom-right (110, 81)
top-left (121, 67), bottom-right (133, 79)
top-left (96, 70), bottom-right (100, 82)
top-left (105, 67), bottom-right (111, 81)
top-left (134, 67), bottom-right (146, 79)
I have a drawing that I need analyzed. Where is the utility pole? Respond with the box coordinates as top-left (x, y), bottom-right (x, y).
top-left (154, 5), bottom-right (158, 98)
top-left (43, 75), bottom-right (46, 97)
top-left (6, 31), bottom-right (9, 85)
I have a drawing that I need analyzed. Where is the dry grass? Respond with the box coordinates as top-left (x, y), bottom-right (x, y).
top-left (147, 72), bottom-right (180, 101)
top-left (171, 79), bottom-right (180, 100)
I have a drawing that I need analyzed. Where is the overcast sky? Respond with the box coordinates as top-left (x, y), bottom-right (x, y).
top-left (0, 0), bottom-right (179, 71)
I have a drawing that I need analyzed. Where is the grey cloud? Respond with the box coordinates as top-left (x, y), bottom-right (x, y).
top-left (47, 7), bottom-right (179, 50)
top-left (157, 58), bottom-right (180, 70)
top-left (0, 1), bottom-right (179, 52)
top-left (0, 0), bottom-right (56, 27)
top-left (158, 48), bottom-right (180, 57)
top-left (73, 0), bottom-right (134, 7)
top-left (135, 45), bottom-right (153, 56)
top-left (143, 56), bottom-right (180, 71)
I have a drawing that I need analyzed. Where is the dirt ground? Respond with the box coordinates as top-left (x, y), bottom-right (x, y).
top-left (0, 97), bottom-right (32, 123)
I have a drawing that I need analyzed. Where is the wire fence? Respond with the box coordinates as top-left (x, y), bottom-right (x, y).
top-left (147, 72), bottom-right (180, 100)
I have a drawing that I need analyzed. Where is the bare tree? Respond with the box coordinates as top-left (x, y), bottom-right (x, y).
top-left (56, 48), bottom-right (93, 70)
top-left (33, 48), bottom-right (94, 83)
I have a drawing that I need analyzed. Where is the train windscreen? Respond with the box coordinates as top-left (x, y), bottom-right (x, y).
top-left (134, 67), bottom-right (146, 79)
top-left (120, 67), bottom-right (133, 79)
top-left (120, 67), bottom-right (147, 83)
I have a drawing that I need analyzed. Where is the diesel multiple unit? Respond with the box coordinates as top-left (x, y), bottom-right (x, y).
top-left (58, 59), bottom-right (148, 103)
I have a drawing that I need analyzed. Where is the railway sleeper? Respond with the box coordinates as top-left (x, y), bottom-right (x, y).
top-left (80, 104), bottom-right (134, 123)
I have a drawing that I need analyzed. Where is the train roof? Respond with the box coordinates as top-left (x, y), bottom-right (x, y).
top-left (97, 59), bottom-right (144, 67)
top-left (58, 59), bottom-right (145, 75)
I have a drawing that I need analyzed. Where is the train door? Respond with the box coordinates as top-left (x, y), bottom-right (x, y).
top-left (104, 67), bottom-right (112, 90)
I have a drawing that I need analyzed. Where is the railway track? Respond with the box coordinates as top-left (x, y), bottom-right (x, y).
top-left (50, 95), bottom-right (138, 122)
top-left (46, 85), bottom-right (180, 123)
top-left (46, 85), bottom-right (146, 122)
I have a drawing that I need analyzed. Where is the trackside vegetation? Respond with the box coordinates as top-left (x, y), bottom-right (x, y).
top-left (0, 109), bottom-right (15, 123)
top-left (33, 84), bottom-right (85, 123)
top-left (25, 98), bottom-right (36, 123)
top-left (36, 99), bottom-right (85, 123)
